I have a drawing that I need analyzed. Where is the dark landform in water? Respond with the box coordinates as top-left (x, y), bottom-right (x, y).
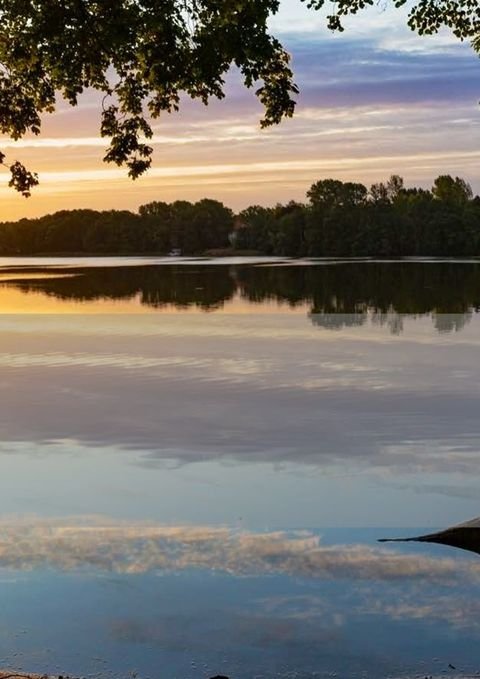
top-left (380, 518), bottom-right (480, 556)
top-left (1, 175), bottom-right (480, 257)
top-left (1, 260), bottom-right (479, 334)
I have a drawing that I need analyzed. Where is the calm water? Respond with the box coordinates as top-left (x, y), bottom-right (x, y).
top-left (1, 257), bottom-right (480, 679)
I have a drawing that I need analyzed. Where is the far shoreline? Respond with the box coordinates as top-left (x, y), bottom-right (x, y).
top-left (1, 253), bottom-right (480, 261)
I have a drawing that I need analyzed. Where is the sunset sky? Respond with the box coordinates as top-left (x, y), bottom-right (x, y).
top-left (1, 0), bottom-right (479, 220)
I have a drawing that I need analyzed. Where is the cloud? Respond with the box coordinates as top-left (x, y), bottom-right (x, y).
top-left (273, 0), bottom-right (465, 57)
top-left (287, 37), bottom-right (480, 107)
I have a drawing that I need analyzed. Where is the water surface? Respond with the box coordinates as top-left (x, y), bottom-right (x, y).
top-left (1, 257), bottom-right (480, 678)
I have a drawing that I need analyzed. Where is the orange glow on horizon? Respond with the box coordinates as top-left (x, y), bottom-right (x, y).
top-left (0, 282), bottom-right (308, 315)
top-left (1, 94), bottom-right (479, 221)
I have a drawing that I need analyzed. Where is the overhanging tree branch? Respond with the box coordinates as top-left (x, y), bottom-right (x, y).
top-left (0, 0), bottom-right (477, 195)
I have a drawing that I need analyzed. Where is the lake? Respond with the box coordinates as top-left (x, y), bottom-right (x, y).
top-left (1, 257), bottom-right (480, 679)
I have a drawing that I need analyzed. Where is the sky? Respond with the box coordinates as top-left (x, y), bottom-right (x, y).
top-left (0, 0), bottom-right (479, 219)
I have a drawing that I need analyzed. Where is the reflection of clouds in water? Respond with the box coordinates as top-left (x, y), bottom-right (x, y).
top-left (0, 353), bottom-right (272, 384)
top-left (257, 590), bottom-right (480, 640)
top-left (0, 316), bottom-right (479, 478)
top-left (374, 597), bottom-right (480, 629)
top-left (0, 517), bottom-right (478, 582)
top-left (389, 481), bottom-right (480, 500)
top-left (2, 314), bottom-right (480, 342)
top-left (0, 350), bottom-right (396, 390)
top-left (111, 612), bottom-right (344, 651)
top-left (1, 366), bottom-right (479, 475)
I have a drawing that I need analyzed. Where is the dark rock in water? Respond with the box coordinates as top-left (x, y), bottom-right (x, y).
top-left (379, 517), bottom-right (480, 555)
top-left (209, 676), bottom-right (230, 679)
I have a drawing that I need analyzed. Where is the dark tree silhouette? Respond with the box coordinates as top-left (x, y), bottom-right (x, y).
top-left (0, 0), bottom-right (298, 193)
top-left (0, 175), bottom-right (479, 256)
top-left (234, 175), bottom-right (480, 257)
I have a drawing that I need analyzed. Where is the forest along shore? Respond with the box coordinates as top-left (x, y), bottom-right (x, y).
top-left (1, 175), bottom-right (479, 257)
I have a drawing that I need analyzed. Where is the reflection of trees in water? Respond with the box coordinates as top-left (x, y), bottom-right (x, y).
top-left (237, 263), bottom-right (480, 315)
top-left (309, 313), bottom-right (368, 330)
top-left (310, 311), bottom-right (409, 334)
top-left (309, 311), bottom-right (472, 334)
top-left (10, 265), bottom-right (236, 311)
top-left (432, 312), bottom-right (473, 334)
top-left (4, 261), bottom-right (480, 332)
top-left (137, 267), bottom-right (236, 310)
top-left (238, 262), bottom-right (480, 334)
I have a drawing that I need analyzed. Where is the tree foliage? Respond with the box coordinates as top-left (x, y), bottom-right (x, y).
top-left (0, 0), bottom-right (298, 193)
top-left (0, 0), bottom-right (478, 194)
top-left (234, 174), bottom-right (480, 257)
top-left (303, 0), bottom-right (480, 39)
top-left (0, 199), bottom-right (233, 255)
top-left (432, 174), bottom-right (473, 205)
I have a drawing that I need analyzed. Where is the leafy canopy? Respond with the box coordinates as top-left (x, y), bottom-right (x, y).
top-left (304, 0), bottom-right (479, 38)
top-left (0, 0), bottom-right (478, 195)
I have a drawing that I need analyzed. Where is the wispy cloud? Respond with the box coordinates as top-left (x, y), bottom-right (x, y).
top-left (2, 150), bottom-right (480, 196)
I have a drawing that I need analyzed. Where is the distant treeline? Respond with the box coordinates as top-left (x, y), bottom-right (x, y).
top-left (0, 199), bottom-right (234, 255)
top-left (1, 175), bottom-right (480, 256)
